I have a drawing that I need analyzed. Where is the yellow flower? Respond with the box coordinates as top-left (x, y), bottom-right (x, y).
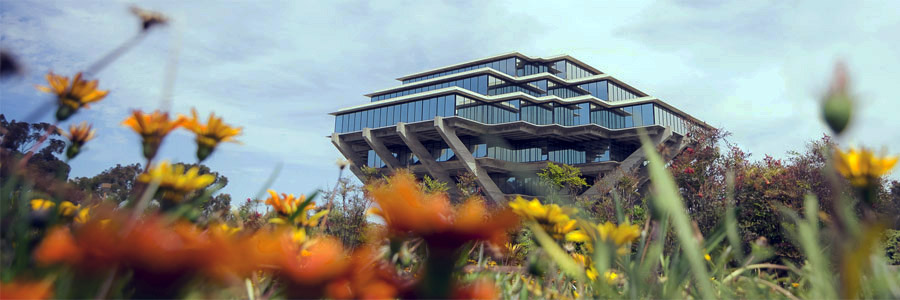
top-left (704, 253), bottom-right (712, 262)
top-left (182, 108), bottom-right (242, 162)
top-left (604, 271), bottom-right (618, 284)
top-left (30, 199), bottom-right (56, 212)
top-left (74, 206), bottom-right (91, 224)
top-left (122, 110), bottom-right (186, 160)
top-left (138, 161), bottom-right (215, 204)
top-left (566, 221), bottom-right (641, 255)
top-left (834, 147), bottom-right (898, 188)
top-left (792, 282), bottom-right (800, 288)
top-left (265, 190), bottom-right (328, 227)
top-left (36, 72), bottom-right (109, 121)
top-left (57, 201), bottom-right (78, 217)
top-left (59, 121), bottom-right (96, 159)
top-left (509, 197), bottom-right (577, 240)
top-left (265, 189), bottom-right (308, 216)
top-left (30, 199), bottom-right (88, 222)
top-left (59, 122), bottom-right (96, 145)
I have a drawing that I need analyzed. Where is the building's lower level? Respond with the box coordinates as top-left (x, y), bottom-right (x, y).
top-left (332, 115), bottom-right (690, 203)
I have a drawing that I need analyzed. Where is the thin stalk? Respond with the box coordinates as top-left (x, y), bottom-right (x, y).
top-left (84, 31), bottom-right (148, 76)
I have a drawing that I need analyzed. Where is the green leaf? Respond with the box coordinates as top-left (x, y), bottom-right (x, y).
top-left (639, 130), bottom-right (715, 299)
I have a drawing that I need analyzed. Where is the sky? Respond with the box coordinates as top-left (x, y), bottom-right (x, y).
top-left (1, 0), bottom-right (899, 202)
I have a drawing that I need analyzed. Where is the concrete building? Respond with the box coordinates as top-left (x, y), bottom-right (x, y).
top-left (330, 52), bottom-right (708, 204)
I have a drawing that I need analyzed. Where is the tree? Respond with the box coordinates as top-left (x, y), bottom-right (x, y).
top-left (0, 114), bottom-right (70, 178)
top-left (537, 162), bottom-right (588, 197)
top-left (321, 177), bottom-right (371, 249)
top-left (422, 174), bottom-right (449, 195)
top-left (70, 163), bottom-right (143, 203)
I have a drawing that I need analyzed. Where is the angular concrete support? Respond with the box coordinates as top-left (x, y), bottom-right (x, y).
top-left (396, 122), bottom-right (461, 198)
top-left (331, 134), bottom-right (366, 180)
top-left (362, 128), bottom-right (402, 169)
top-left (433, 116), bottom-right (506, 204)
top-left (580, 127), bottom-right (673, 198)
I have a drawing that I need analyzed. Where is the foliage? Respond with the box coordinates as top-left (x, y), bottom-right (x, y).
top-left (885, 229), bottom-right (900, 265)
top-left (321, 177), bottom-right (371, 249)
top-left (455, 170), bottom-right (481, 199)
top-left (421, 174), bottom-right (448, 195)
top-left (537, 162), bottom-right (588, 197)
top-left (69, 163), bottom-right (143, 203)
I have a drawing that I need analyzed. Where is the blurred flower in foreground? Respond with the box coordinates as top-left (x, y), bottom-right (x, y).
top-left (36, 72), bottom-right (109, 121)
top-left (834, 147), bottom-right (897, 188)
top-left (566, 221), bottom-right (641, 255)
top-left (59, 121), bottom-right (96, 159)
top-left (122, 110), bottom-right (186, 160)
top-left (822, 62), bottom-right (853, 135)
top-left (0, 279), bottom-right (54, 299)
top-left (183, 108), bottom-right (242, 162)
top-left (451, 279), bottom-right (499, 300)
top-left (130, 6), bottom-right (168, 31)
top-left (33, 215), bottom-right (273, 297)
top-left (508, 197), bottom-right (576, 240)
top-left (138, 161), bottom-right (215, 205)
top-left (369, 173), bottom-right (519, 247)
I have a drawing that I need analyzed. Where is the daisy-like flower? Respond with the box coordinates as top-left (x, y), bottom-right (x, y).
top-left (369, 173), bottom-right (519, 248)
top-left (566, 221), bottom-right (641, 255)
top-left (36, 72), bottom-right (109, 121)
top-left (59, 121), bottom-right (96, 159)
top-left (508, 197), bottom-right (577, 240)
top-left (182, 108), bottom-right (242, 162)
top-left (137, 161), bottom-right (215, 206)
top-left (264, 190), bottom-right (327, 227)
top-left (122, 110), bottom-right (186, 160)
top-left (130, 6), bottom-right (168, 31)
top-left (834, 147), bottom-right (898, 188)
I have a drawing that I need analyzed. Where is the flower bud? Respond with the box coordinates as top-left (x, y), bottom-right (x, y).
top-left (55, 104), bottom-right (75, 122)
top-left (196, 144), bottom-right (214, 162)
top-left (66, 144), bottom-right (81, 159)
top-left (822, 92), bottom-right (853, 135)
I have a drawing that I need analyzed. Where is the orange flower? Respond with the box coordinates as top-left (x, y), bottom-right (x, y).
top-left (36, 72), bottom-right (109, 121)
top-left (58, 121), bottom-right (96, 159)
top-left (369, 172), bottom-right (519, 248)
top-left (324, 246), bottom-right (405, 300)
top-left (182, 108), bottom-right (242, 162)
top-left (0, 279), bottom-right (54, 299)
top-left (451, 279), bottom-right (499, 300)
top-left (278, 237), bottom-right (351, 299)
top-left (121, 109), bottom-right (186, 160)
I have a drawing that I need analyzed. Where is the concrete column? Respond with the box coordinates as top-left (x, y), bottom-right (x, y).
top-left (396, 122), bottom-right (461, 198)
top-left (330, 134), bottom-right (366, 181)
top-left (362, 128), bottom-right (402, 169)
top-left (581, 127), bottom-right (673, 198)
top-left (433, 117), bottom-right (506, 204)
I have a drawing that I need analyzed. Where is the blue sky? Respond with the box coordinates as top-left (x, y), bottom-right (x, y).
top-left (2, 0), bottom-right (899, 201)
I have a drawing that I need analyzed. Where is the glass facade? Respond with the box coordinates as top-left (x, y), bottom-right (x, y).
top-left (401, 57), bottom-right (517, 84)
top-left (364, 136), bottom-right (636, 168)
top-left (338, 94), bottom-right (688, 134)
top-left (372, 75), bottom-right (490, 102)
top-left (342, 54), bottom-right (699, 180)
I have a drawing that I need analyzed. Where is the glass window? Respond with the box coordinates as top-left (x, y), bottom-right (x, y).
top-left (414, 100), bottom-right (422, 121)
top-left (402, 102), bottom-right (410, 122)
top-left (360, 110), bottom-right (368, 129)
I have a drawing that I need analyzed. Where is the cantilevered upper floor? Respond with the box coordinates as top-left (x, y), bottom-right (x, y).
top-left (331, 52), bottom-right (708, 137)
